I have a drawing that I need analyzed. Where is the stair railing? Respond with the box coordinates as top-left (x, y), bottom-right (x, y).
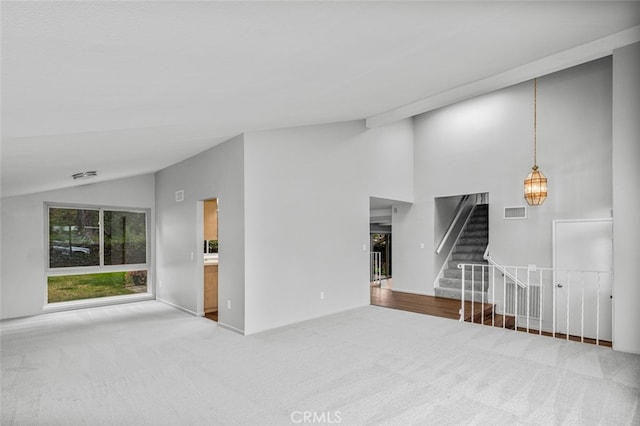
top-left (457, 262), bottom-right (613, 346)
top-left (435, 194), bottom-right (475, 255)
top-left (483, 247), bottom-right (526, 289)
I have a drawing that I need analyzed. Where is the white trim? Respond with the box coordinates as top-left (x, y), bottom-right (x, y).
top-left (218, 322), bottom-right (245, 335)
top-left (43, 293), bottom-right (153, 314)
top-left (157, 298), bottom-right (200, 317)
top-left (366, 26), bottom-right (640, 128)
top-left (612, 343), bottom-right (638, 355)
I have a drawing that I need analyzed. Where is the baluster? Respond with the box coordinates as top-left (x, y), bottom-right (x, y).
top-left (596, 272), bottom-right (601, 345)
top-left (460, 264), bottom-right (465, 322)
top-left (481, 265), bottom-right (485, 325)
top-left (580, 271), bottom-right (585, 343)
top-left (566, 271), bottom-right (571, 341)
top-left (514, 268), bottom-right (519, 330)
top-left (552, 270), bottom-right (557, 338)
top-left (539, 269), bottom-right (543, 335)
top-left (471, 264), bottom-right (475, 323)
top-left (526, 267), bottom-right (530, 333)
top-left (502, 269), bottom-right (506, 329)
top-left (491, 266), bottom-right (496, 327)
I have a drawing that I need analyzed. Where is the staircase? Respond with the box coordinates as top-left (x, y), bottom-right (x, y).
top-left (435, 204), bottom-right (489, 301)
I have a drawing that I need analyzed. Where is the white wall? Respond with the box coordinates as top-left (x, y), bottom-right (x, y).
top-left (393, 58), bottom-right (613, 296)
top-left (612, 42), bottom-right (640, 354)
top-left (242, 119), bottom-right (413, 334)
top-left (155, 136), bottom-right (245, 333)
top-left (0, 174), bottom-right (155, 319)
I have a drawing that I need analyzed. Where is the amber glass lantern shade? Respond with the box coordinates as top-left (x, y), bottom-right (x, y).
top-left (524, 165), bottom-right (547, 206)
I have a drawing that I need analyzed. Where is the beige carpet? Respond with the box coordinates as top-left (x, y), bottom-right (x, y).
top-left (2, 301), bottom-right (639, 425)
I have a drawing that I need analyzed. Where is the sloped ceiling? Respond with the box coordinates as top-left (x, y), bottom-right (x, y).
top-left (2, 1), bottom-right (639, 197)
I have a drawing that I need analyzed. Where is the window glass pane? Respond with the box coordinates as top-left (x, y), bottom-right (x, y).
top-left (49, 208), bottom-right (100, 268)
top-left (103, 211), bottom-right (147, 265)
top-left (47, 270), bottom-right (148, 303)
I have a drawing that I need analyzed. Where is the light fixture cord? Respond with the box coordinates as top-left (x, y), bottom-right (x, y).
top-left (533, 79), bottom-right (537, 168)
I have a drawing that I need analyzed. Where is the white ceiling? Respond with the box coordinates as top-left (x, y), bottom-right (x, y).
top-left (2, 1), bottom-right (639, 198)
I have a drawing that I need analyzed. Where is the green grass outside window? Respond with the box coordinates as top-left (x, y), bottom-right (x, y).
top-left (47, 271), bottom-right (146, 303)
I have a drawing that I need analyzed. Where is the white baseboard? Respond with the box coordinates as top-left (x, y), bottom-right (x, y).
top-left (218, 322), bottom-right (245, 335)
top-left (157, 298), bottom-right (200, 317)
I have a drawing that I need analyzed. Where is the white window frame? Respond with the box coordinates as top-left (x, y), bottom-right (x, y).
top-left (44, 202), bottom-right (153, 310)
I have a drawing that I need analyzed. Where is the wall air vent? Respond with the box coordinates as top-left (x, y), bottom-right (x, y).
top-left (504, 206), bottom-right (527, 219)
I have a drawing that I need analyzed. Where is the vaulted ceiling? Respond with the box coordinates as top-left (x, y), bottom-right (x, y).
top-left (2, 1), bottom-right (639, 197)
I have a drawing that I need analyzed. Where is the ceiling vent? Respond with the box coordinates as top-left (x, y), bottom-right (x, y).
top-left (504, 206), bottom-right (527, 220)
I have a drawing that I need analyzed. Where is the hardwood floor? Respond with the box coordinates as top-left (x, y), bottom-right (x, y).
top-left (370, 285), bottom-right (612, 347)
top-left (370, 285), bottom-right (487, 321)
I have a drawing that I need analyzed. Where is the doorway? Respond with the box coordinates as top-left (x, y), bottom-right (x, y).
top-left (203, 198), bottom-right (219, 322)
top-left (553, 218), bottom-right (613, 341)
top-left (369, 197), bottom-right (395, 290)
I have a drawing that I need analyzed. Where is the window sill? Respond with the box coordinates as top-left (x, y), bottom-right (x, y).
top-left (43, 292), bottom-right (154, 313)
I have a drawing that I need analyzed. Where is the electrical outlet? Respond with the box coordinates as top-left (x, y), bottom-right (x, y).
top-left (420, 243), bottom-right (425, 249)
top-left (227, 300), bottom-right (231, 310)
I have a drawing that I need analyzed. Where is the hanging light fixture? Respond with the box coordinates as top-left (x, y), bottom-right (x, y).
top-left (524, 79), bottom-right (548, 206)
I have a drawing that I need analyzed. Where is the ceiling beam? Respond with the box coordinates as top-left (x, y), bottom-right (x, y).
top-left (366, 26), bottom-right (640, 128)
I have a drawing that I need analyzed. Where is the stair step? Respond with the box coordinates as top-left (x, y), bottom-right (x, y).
top-left (443, 268), bottom-right (489, 280)
top-left (434, 287), bottom-right (488, 302)
top-left (438, 277), bottom-right (489, 291)
top-left (466, 305), bottom-right (495, 324)
top-left (458, 237), bottom-right (488, 245)
top-left (448, 260), bottom-right (487, 269)
top-left (450, 253), bottom-right (485, 261)
top-left (468, 216), bottom-right (488, 223)
top-left (461, 230), bottom-right (488, 238)
top-left (482, 313), bottom-right (516, 329)
top-left (465, 223), bottom-right (488, 231)
top-left (463, 307), bottom-right (516, 330)
top-left (453, 245), bottom-right (486, 253)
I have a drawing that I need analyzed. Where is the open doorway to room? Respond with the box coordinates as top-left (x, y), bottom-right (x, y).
top-left (433, 192), bottom-right (488, 299)
top-left (203, 198), bottom-right (219, 322)
top-left (369, 197), bottom-right (395, 291)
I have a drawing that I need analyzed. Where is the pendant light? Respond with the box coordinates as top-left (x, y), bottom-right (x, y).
top-left (524, 79), bottom-right (548, 206)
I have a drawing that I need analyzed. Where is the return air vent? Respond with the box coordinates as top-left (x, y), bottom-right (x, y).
top-left (504, 206), bottom-right (527, 219)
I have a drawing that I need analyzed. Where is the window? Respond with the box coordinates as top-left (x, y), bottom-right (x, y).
top-left (103, 210), bottom-right (147, 265)
top-left (47, 205), bottom-right (150, 304)
top-left (49, 208), bottom-right (100, 268)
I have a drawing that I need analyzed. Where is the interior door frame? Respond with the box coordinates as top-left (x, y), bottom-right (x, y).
top-left (197, 196), bottom-right (220, 317)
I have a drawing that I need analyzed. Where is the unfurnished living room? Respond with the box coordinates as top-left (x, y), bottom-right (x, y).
top-left (1, 2), bottom-right (639, 425)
